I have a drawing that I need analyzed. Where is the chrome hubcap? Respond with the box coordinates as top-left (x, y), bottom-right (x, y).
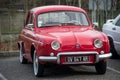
top-left (19, 46), bottom-right (23, 63)
top-left (33, 50), bottom-right (38, 75)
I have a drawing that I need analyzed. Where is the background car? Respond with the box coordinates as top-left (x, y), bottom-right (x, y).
top-left (18, 5), bottom-right (111, 77)
top-left (102, 14), bottom-right (120, 58)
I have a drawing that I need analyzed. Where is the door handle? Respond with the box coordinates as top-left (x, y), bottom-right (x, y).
top-left (112, 27), bottom-right (116, 30)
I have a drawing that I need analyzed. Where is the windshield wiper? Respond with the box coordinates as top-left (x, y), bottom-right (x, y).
top-left (43, 23), bottom-right (61, 27)
top-left (61, 20), bottom-right (82, 26)
top-left (40, 22), bottom-right (62, 27)
top-left (61, 22), bottom-right (81, 26)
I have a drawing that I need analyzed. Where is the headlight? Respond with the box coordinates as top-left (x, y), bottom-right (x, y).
top-left (94, 39), bottom-right (103, 48)
top-left (51, 41), bottom-right (60, 50)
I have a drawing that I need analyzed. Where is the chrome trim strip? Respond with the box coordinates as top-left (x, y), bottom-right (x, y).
top-left (114, 41), bottom-right (120, 45)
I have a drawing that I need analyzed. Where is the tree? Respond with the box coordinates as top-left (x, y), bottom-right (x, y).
top-left (111, 0), bottom-right (117, 18)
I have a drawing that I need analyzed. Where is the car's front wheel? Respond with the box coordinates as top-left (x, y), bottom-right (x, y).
top-left (95, 61), bottom-right (107, 74)
top-left (33, 50), bottom-right (44, 77)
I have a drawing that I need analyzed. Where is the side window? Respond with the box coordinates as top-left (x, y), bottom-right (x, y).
top-left (28, 14), bottom-right (34, 24)
top-left (115, 18), bottom-right (120, 27)
top-left (26, 12), bottom-right (34, 28)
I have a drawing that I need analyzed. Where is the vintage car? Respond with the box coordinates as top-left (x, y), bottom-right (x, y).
top-left (102, 14), bottom-right (120, 58)
top-left (18, 5), bottom-right (112, 77)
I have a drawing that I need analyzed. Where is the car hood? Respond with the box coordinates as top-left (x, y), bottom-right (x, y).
top-left (38, 27), bottom-right (105, 51)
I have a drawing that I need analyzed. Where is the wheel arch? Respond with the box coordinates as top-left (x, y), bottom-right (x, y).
top-left (107, 35), bottom-right (114, 44)
top-left (18, 41), bottom-right (24, 49)
top-left (30, 44), bottom-right (36, 62)
top-left (107, 35), bottom-right (119, 58)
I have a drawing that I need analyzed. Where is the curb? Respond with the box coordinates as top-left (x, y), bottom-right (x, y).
top-left (0, 51), bottom-right (19, 57)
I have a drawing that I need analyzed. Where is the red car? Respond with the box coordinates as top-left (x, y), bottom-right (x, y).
top-left (18, 5), bottom-right (112, 77)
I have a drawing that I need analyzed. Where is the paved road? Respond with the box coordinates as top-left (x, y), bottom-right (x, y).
top-left (0, 56), bottom-right (120, 80)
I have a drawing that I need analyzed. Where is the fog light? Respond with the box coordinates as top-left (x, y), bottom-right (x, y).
top-left (100, 51), bottom-right (104, 54)
top-left (50, 53), bottom-right (54, 56)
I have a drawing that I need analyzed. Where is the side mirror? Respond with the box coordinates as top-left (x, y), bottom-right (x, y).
top-left (27, 24), bottom-right (34, 31)
top-left (93, 22), bottom-right (98, 29)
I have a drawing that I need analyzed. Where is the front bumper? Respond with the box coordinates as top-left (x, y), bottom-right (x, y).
top-left (39, 52), bottom-right (112, 64)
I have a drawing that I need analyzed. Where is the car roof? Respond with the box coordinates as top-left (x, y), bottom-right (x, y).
top-left (30, 5), bottom-right (86, 15)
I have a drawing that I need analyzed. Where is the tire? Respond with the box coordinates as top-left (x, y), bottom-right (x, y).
top-left (19, 44), bottom-right (28, 64)
top-left (109, 38), bottom-right (118, 58)
top-left (95, 61), bottom-right (107, 74)
top-left (33, 50), bottom-right (44, 77)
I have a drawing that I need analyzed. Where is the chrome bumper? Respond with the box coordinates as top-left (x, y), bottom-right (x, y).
top-left (99, 53), bottom-right (112, 60)
top-left (39, 52), bottom-right (112, 64)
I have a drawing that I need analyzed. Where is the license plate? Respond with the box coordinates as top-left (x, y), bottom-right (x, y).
top-left (66, 56), bottom-right (89, 63)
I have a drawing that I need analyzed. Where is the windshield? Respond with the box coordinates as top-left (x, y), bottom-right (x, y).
top-left (37, 11), bottom-right (89, 27)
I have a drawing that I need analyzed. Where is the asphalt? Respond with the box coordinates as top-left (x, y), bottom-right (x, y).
top-left (0, 56), bottom-right (120, 80)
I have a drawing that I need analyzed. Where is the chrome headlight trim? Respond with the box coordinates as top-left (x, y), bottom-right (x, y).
top-left (51, 40), bottom-right (60, 50)
top-left (94, 39), bottom-right (103, 48)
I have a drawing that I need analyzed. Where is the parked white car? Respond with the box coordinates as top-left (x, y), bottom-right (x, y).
top-left (102, 14), bottom-right (120, 58)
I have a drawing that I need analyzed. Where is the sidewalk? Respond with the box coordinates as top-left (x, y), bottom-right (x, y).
top-left (0, 51), bottom-right (19, 57)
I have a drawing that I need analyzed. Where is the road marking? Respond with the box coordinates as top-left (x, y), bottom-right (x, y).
top-left (0, 73), bottom-right (8, 80)
top-left (107, 67), bottom-right (120, 74)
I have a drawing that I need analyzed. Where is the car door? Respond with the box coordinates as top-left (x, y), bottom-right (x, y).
top-left (112, 15), bottom-right (120, 54)
top-left (23, 12), bottom-right (35, 60)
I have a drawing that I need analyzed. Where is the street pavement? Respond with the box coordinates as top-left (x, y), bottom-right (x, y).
top-left (0, 56), bottom-right (120, 80)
